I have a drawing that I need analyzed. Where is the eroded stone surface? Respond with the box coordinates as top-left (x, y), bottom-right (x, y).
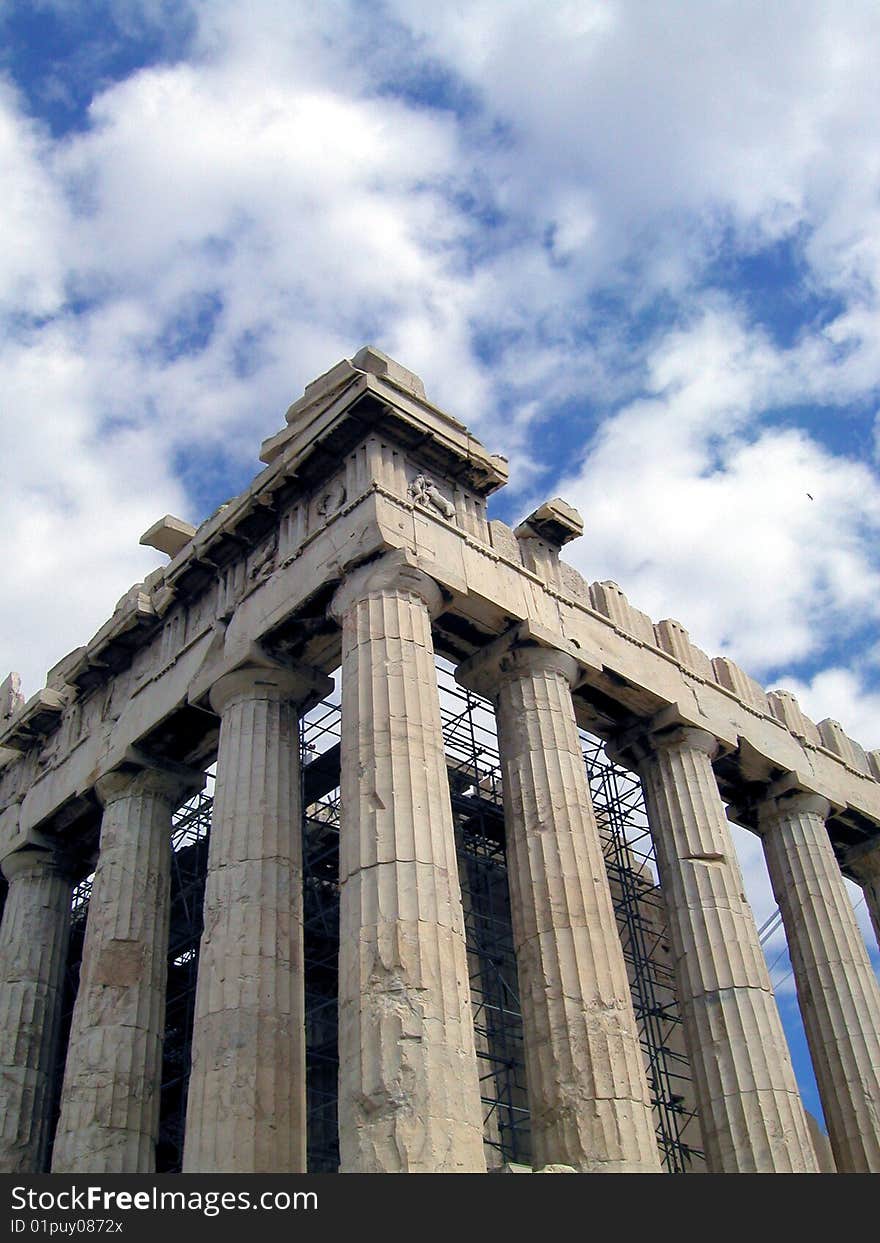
top-left (0, 848), bottom-right (73, 1172)
top-left (52, 767), bottom-right (200, 1173)
top-left (0, 673), bottom-right (25, 722)
top-left (620, 727), bottom-right (818, 1173)
top-left (2, 348), bottom-right (878, 1176)
top-left (760, 791), bottom-right (880, 1172)
top-left (182, 662), bottom-right (329, 1173)
top-left (331, 555), bottom-right (485, 1172)
top-left (459, 643), bottom-right (661, 1173)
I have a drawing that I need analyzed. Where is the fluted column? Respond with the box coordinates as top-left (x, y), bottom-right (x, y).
top-left (330, 553), bottom-right (486, 1172)
top-left (616, 725), bottom-right (817, 1172)
top-left (759, 790), bottom-right (880, 1172)
top-left (52, 765), bottom-right (201, 1172)
top-left (847, 844), bottom-right (880, 954)
top-left (458, 643), bottom-right (660, 1173)
top-left (457, 853), bottom-right (502, 1166)
top-left (0, 847), bottom-right (74, 1172)
top-left (182, 660), bottom-right (331, 1173)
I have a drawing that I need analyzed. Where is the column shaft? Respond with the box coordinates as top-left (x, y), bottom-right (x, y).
top-left (848, 848), bottom-right (880, 954)
top-left (490, 651), bottom-right (660, 1172)
top-left (52, 769), bottom-right (191, 1172)
top-left (634, 729), bottom-right (818, 1172)
top-left (761, 794), bottom-right (880, 1172)
top-left (0, 850), bottom-right (73, 1172)
top-left (333, 564), bottom-right (485, 1172)
top-left (183, 664), bottom-right (326, 1172)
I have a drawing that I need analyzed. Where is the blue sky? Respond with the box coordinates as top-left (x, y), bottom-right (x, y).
top-left (2, 0), bottom-right (879, 1140)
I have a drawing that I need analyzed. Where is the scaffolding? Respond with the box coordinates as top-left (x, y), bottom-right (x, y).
top-left (584, 740), bottom-right (702, 1171)
top-left (55, 661), bottom-right (702, 1173)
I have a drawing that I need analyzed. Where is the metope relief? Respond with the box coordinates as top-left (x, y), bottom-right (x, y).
top-left (408, 472), bottom-right (456, 521)
top-left (248, 531), bottom-right (278, 585)
top-left (316, 478), bottom-right (348, 520)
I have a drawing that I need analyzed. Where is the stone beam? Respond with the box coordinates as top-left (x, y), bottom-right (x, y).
top-left (139, 515), bottom-right (196, 558)
top-left (366, 492), bottom-right (880, 833)
top-left (0, 492), bottom-right (387, 851)
top-left (3, 369), bottom-right (880, 870)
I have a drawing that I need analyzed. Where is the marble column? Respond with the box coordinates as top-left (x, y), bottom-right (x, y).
top-left (759, 790), bottom-right (880, 1172)
top-left (182, 660), bottom-right (330, 1173)
top-left (458, 643), bottom-right (660, 1173)
top-left (52, 765), bottom-right (201, 1172)
top-left (330, 554), bottom-right (486, 1172)
top-left (0, 847), bottom-right (74, 1172)
top-left (847, 843), bottom-right (880, 954)
top-left (617, 725), bottom-right (818, 1172)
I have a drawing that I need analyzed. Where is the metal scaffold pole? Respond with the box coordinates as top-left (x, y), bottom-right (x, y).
top-left (54, 661), bottom-right (701, 1173)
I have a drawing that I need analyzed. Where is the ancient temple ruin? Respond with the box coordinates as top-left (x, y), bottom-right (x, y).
top-left (1, 347), bottom-right (879, 1174)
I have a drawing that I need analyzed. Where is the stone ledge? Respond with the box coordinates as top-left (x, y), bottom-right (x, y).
top-left (0, 688), bottom-right (67, 752)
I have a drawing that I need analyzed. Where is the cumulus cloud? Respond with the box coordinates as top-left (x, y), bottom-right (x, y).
top-left (777, 669), bottom-right (880, 751)
top-left (0, 82), bottom-right (66, 315)
top-left (730, 819), bottom-right (879, 1001)
top-left (0, 7), bottom-right (493, 692)
top-left (554, 306), bottom-right (880, 719)
top-left (1, 0), bottom-right (879, 772)
top-left (3, 3), bottom-right (878, 1137)
top-left (0, 314), bottom-right (188, 685)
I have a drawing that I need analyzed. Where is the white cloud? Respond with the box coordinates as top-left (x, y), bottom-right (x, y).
top-left (777, 669), bottom-right (880, 752)
top-left (729, 824), bottom-right (878, 1011)
top-left (0, 82), bottom-right (66, 315)
top-left (2, 0), bottom-right (880, 749)
top-left (391, 0), bottom-right (879, 250)
top-left (0, 319), bottom-right (187, 688)
top-left (555, 308), bottom-right (880, 703)
top-left (0, 17), bottom-right (493, 694)
top-left (3, 0), bottom-right (879, 1152)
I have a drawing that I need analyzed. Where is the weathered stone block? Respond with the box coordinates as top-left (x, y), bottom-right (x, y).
top-left (139, 515), bottom-right (196, 558)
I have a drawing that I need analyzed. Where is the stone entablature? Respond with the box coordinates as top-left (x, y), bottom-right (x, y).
top-left (1, 345), bottom-right (879, 1176)
top-left (0, 348), bottom-right (878, 882)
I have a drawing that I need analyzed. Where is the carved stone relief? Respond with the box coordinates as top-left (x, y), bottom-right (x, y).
top-left (408, 472), bottom-right (455, 521)
top-left (317, 479), bottom-right (347, 518)
top-left (248, 532), bottom-right (278, 584)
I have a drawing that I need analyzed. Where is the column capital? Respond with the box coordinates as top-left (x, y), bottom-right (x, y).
top-left (332, 544), bottom-right (486, 1171)
top-left (95, 763), bottom-right (204, 809)
top-left (483, 633), bottom-right (661, 1170)
top-left (1, 844), bottom-right (74, 884)
top-left (53, 753), bottom-right (181, 1173)
top-left (209, 659), bottom-right (332, 717)
top-left (632, 716), bottom-right (819, 1170)
top-left (456, 638), bottom-right (580, 701)
top-left (757, 789), bottom-right (832, 831)
top-left (608, 719), bottom-right (719, 770)
top-left (183, 667), bottom-right (310, 1172)
top-left (329, 550), bottom-right (444, 622)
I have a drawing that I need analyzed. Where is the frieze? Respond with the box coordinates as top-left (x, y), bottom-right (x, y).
top-left (408, 471), bottom-right (456, 521)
